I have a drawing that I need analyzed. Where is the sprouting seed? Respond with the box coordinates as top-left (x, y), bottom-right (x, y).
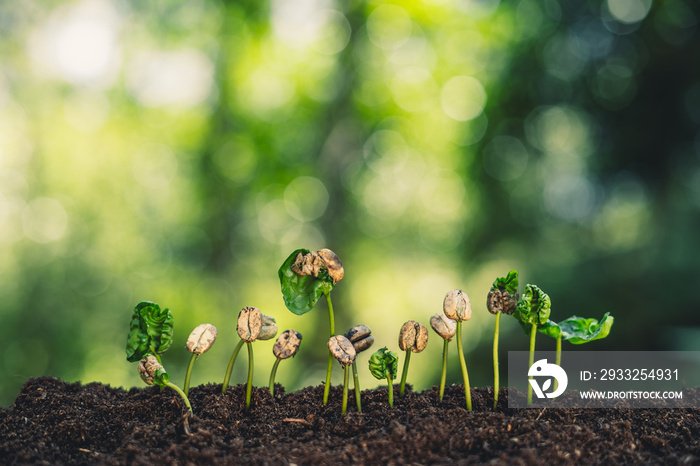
top-left (258, 314), bottom-right (278, 341)
top-left (487, 270), bottom-right (519, 409)
top-left (269, 329), bottom-right (303, 396)
top-left (368, 347), bottom-right (398, 407)
top-left (183, 323), bottom-right (217, 396)
top-left (138, 355), bottom-right (192, 413)
top-left (430, 313), bottom-right (456, 402)
top-left (397, 320), bottom-right (428, 397)
top-left (345, 325), bottom-right (375, 412)
top-left (236, 306), bottom-right (263, 411)
top-left (443, 289), bottom-right (473, 411)
top-left (328, 335), bottom-right (356, 414)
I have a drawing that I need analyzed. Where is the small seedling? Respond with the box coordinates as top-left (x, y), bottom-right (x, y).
top-left (540, 312), bottom-right (615, 367)
top-left (327, 335), bottom-right (356, 414)
top-left (368, 347), bottom-right (399, 407)
top-left (184, 323), bottom-right (217, 396)
top-left (397, 320), bottom-right (428, 398)
top-left (138, 354), bottom-right (192, 413)
top-left (345, 325), bottom-right (375, 412)
top-left (514, 284), bottom-right (551, 405)
top-left (237, 306), bottom-right (263, 411)
top-left (222, 313), bottom-right (276, 393)
top-left (429, 313), bottom-right (456, 402)
top-left (279, 248), bottom-right (344, 405)
top-left (486, 270), bottom-right (519, 409)
top-left (269, 329), bottom-right (303, 396)
top-left (126, 301), bottom-right (174, 364)
top-left (443, 289), bottom-right (473, 411)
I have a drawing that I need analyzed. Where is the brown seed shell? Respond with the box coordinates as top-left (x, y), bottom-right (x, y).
top-left (443, 289), bottom-right (472, 322)
top-left (398, 320), bottom-right (429, 353)
top-left (237, 306), bottom-right (262, 342)
top-left (317, 248), bottom-right (344, 283)
top-left (430, 313), bottom-right (457, 341)
top-left (345, 325), bottom-right (374, 353)
top-left (137, 355), bottom-right (163, 386)
top-left (328, 335), bottom-right (356, 366)
top-left (273, 329), bottom-right (303, 359)
top-left (258, 314), bottom-right (278, 341)
top-left (186, 323), bottom-right (218, 355)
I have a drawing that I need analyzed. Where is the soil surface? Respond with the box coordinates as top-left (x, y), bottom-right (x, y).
top-left (1, 377), bottom-right (699, 464)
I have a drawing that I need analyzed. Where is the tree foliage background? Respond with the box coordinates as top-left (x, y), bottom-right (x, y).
top-left (1, 0), bottom-right (699, 406)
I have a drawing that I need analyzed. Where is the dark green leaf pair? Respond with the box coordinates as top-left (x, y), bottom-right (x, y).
top-left (515, 284), bottom-right (551, 331)
top-left (126, 301), bottom-right (174, 362)
top-left (368, 347), bottom-right (398, 380)
top-left (278, 248), bottom-right (335, 315)
top-left (538, 312), bottom-right (614, 343)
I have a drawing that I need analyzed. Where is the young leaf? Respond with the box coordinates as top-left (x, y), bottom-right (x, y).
top-left (126, 301), bottom-right (174, 362)
top-left (492, 270), bottom-right (519, 295)
top-left (515, 284), bottom-right (551, 331)
top-left (487, 270), bottom-right (519, 315)
top-left (278, 249), bottom-right (335, 315)
top-left (558, 313), bottom-right (614, 344)
top-left (368, 347), bottom-right (398, 381)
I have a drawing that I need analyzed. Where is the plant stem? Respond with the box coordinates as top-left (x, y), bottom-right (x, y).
top-left (554, 334), bottom-right (562, 392)
top-left (456, 321), bottom-right (472, 411)
top-left (323, 292), bottom-right (335, 405)
top-left (245, 341), bottom-right (254, 412)
top-left (222, 339), bottom-right (245, 393)
top-left (399, 349), bottom-right (411, 397)
top-left (439, 339), bottom-right (449, 402)
top-left (341, 365), bottom-right (350, 414)
top-left (527, 322), bottom-right (537, 405)
top-left (184, 353), bottom-right (197, 396)
top-left (386, 373), bottom-right (394, 408)
top-left (351, 361), bottom-right (361, 412)
top-left (269, 358), bottom-right (281, 396)
top-left (164, 381), bottom-right (192, 413)
top-left (493, 311), bottom-right (501, 410)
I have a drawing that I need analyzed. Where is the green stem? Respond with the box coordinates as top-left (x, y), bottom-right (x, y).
top-left (341, 365), bottom-right (350, 414)
top-left (323, 292), bottom-right (335, 405)
top-left (493, 311), bottom-right (501, 410)
top-left (554, 335), bottom-right (562, 392)
top-left (456, 321), bottom-right (472, 411)
top-left (351, 361), bottom-right (361, 412)
top-left (164, 381), bottom-right (192, 413)
top-left (222, 339), bottom-right (245, 393)
top-left (386, 373), bottom-right (394, 408)
top-left (439, 339), bottom-right (449, 402)
top-left (527, 322), bottom-right (537, 405)
top-left (184, 352), bottom-right (197, 397)
top-left (269, 358), bottom-right (282, 396)
top-left (399, 350), bottom-right (411, 397)
top-left (245, 342), bottom-right (254, 412)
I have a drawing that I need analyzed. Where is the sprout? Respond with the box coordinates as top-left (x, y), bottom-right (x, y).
top-left (126, 301), bottom-right (174, 364)
top-left (279, 247), bottom-right (344, 405)
top-left (368, 347), bottom-right (398, 408)
top-left (231, 306), bottom-right (263, 411)
top-left (487, 270), bottom-right (519, 409)
top-left (222, 313), bottom-right (276, 394)
top-left (269, 329), bottom-right (303, 396)
top-left (443, 289), bottom-right (473, 410)
top-left (514, 284), bottom-right (551, 405)
top-left (258, 314), bottom-right (279, 341)
top-left (183, 323), bottom-right (217, 396)
top-left (397, 320), bottom-right (428, 398)
top-left (327, 335), bottom-right (356, 414)
top-left (429, 313), bottom-right (456, 402)
top-left (138, 355), bottom-right (192, 412)
top-left (345, 325), bottom-right (375, 412)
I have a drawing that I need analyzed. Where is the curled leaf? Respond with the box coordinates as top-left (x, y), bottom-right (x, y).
top-left (279, 249), bottom-right (336, 316)
top-left (559, 313), bottom-right (614, 344)
top-left (487, 270), bottom-right (519, 315)
top-left (368, 347), bottom-right (398, 381)
top-left (515, 284), bottom-right (551, 330)
top-left (126, 301), bottom-right (174, 362)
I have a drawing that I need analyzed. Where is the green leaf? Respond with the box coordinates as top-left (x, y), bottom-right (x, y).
top-left (491, 270), bottom-right (518, 295)
top-left (153, 368), bottom-right (170, 388)
top-left (515, 284), bottom-right (551, 331)
top-left (537, 319), bottom-right (562, 339)
top-left (125, 301), bottom-right (174, 362)
top-left (558, 312), bottom-right (614, 344)
top-left (278, 249), bottom-right (335, 316)
top-left (368, 347), bottom-right (398, 381)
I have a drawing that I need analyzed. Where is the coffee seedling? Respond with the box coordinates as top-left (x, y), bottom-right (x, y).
top-left (138, 354), bottom-right (192, 413)
top-left (368, 347), bottom-right (398, 408)
top-left (539, 312), bottom-right (615, 367)
top-left (486, 270), bottom-right (519, 409)
top-left (429, 313), bottom-right (456, 402)
top-left (514, 284), bottom-right (551, 404)
top-left (184, 323), bottom-right (217, 396)
top-left (222, 313), bottom-right (277, 393)
top-left (126, 301), bottom-right (174, 364)
top-left (328, 335), bottom-right (356, 414)
top-left (279, 248), bottom-right (344, 405)
top-left (397, 320), bottom-right (428, 398)
top-left (443, 289), bottom-right (473, 411)
top-left (269, 329), bottom-right (303, 396)
top-left (237, 306), bottom-right (263, 411)
top-left (345, 325), bottom-right (375, 412)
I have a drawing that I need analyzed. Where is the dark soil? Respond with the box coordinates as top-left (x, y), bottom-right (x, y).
top-left (1, 377), bottom-right (699, 464)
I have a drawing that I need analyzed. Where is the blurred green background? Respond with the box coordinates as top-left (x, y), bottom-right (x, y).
top-left (1, 0), bottom-right (699, 407)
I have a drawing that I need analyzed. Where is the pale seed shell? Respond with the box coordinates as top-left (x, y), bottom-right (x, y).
top-left (237, 306), bottom-right (262, 342)
top-left (430, 313), bottom-right (457, 340)
top-left (258, 314), bottom-right (278, 341)
top-left (317, 248), bottom-right (344, 284)
top-left (328, 335), bottom-right (356, 366)
top-left (273, 329), bottom-right (303, 359)
top-left (138, 355), bottom-right (163, 386)
top-left (398, 320), bottom-right (429, 353)
top-left (443, 289), bottom-right (472, 322)
top-left (186, 323), bottom-right (218, 355)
